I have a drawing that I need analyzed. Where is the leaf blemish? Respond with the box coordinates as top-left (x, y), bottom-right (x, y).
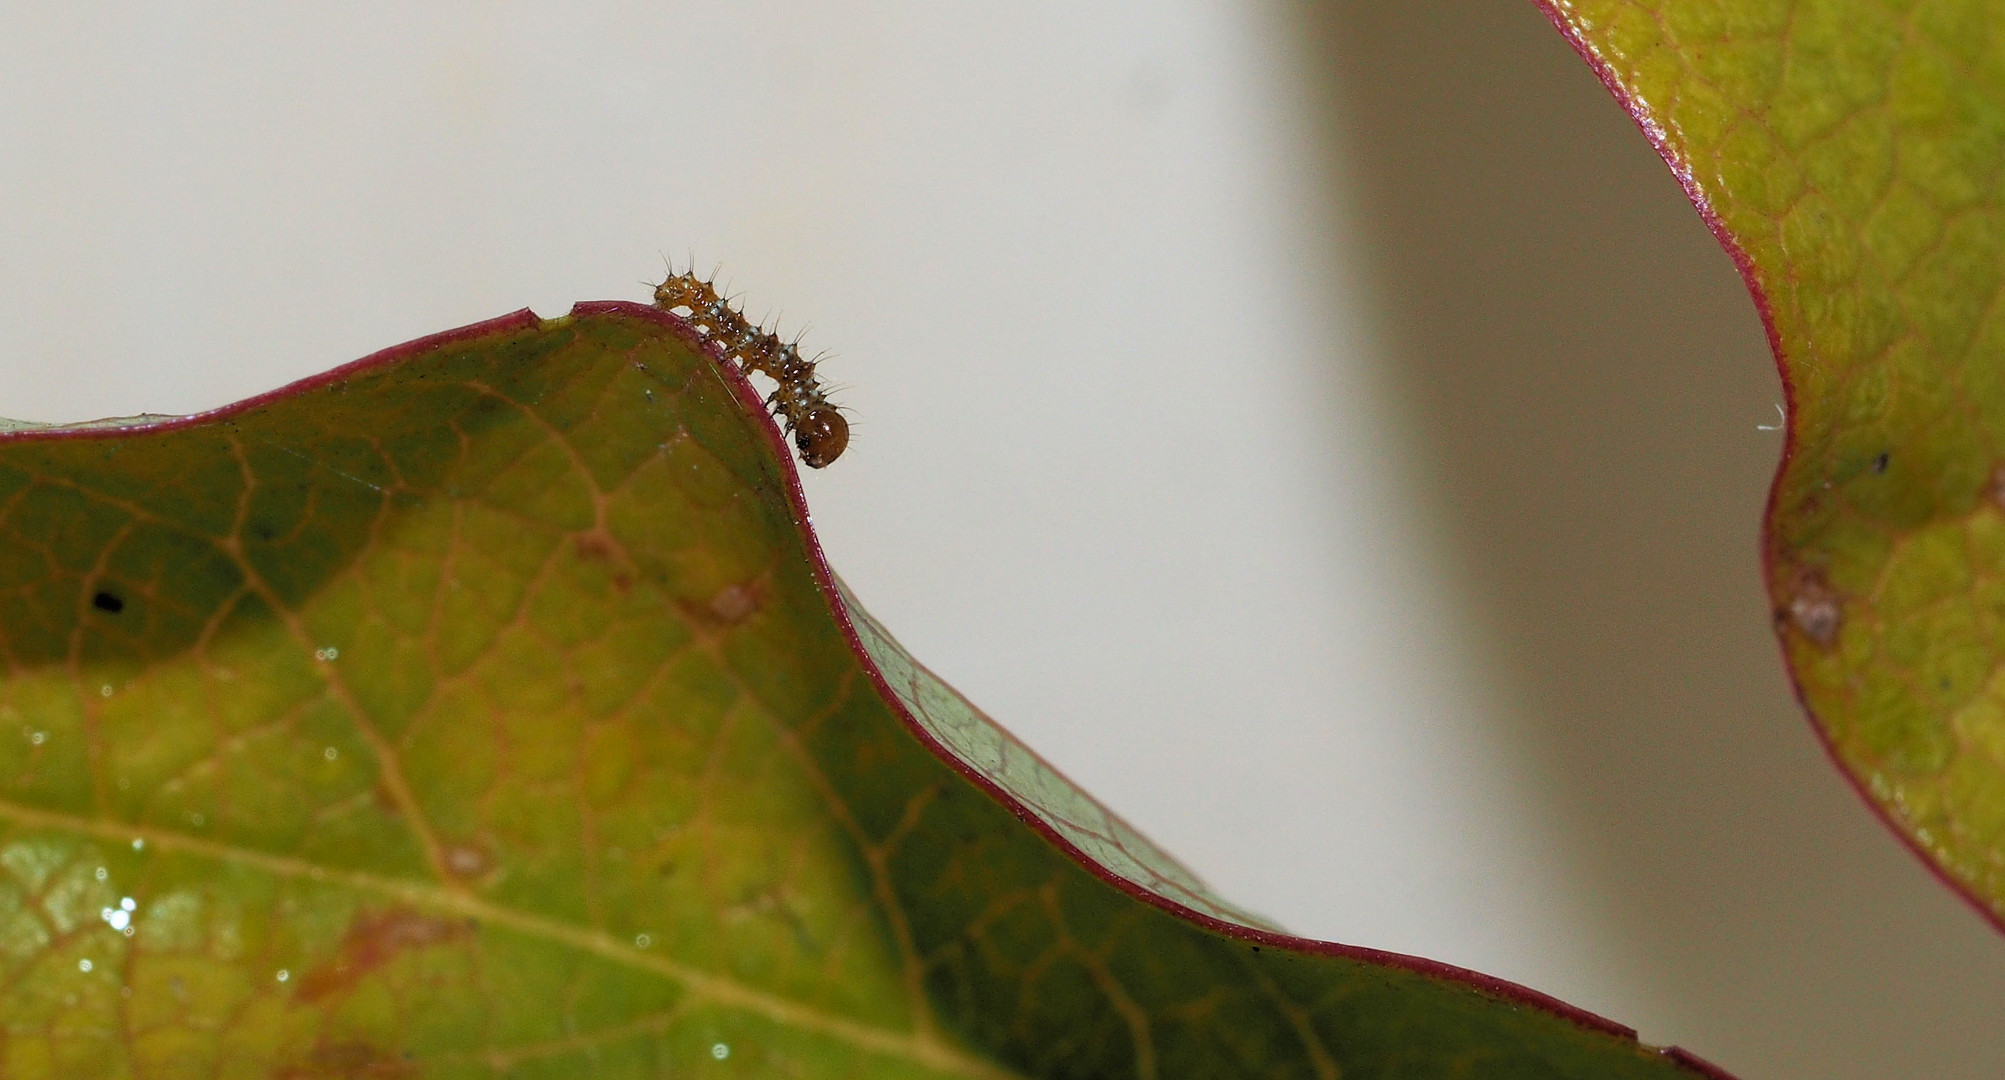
top-left (708, 582), bottom-right (762, 624)
top-left (291, 1040), bottom-right (416, 1079)
top-left (1987, 463), bottom-right (2005, 510)
top-left (677, 580), bottom-right (766, 630)
top-left (1872, 451), bottom-right (1889, 474)
top-left (573, 532), bottom-right (619, 561)
top-left (90, 591), bottom-right (123, 614)
top-left (572, 532), bottom-right (635, 594)
top-left (1780, 567), bottom-right (1841, 646)
top-left (442, 842), bottom-right (492, 881)
top-left (293, 908), bottom-right (472, 1004)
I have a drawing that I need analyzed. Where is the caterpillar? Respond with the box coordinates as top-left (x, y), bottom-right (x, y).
top-left (652, 269), bottom-right (850, 469)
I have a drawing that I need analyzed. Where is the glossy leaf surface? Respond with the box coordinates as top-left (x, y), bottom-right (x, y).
top-left (0, 304), bottom-right (1720, 1076)
top-left (1538, 0), bottom-right (2005, 927)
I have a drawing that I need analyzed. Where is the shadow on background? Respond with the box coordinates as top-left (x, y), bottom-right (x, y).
top-left (1293, 3), bottom-right (2005, 1077)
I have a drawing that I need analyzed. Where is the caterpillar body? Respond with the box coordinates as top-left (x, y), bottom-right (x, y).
top-left (653, 271), bottom-right (850, 468)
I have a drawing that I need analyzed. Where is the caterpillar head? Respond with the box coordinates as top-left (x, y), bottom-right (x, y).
top-left (793, 406), bottom-right (849, 469)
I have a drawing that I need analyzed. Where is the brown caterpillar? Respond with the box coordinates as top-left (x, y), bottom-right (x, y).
top-left (653, 270), bottom-right (849, 468)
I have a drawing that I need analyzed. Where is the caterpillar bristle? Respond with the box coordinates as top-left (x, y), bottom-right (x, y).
top-left (652, 265), bottom-right (850, 468)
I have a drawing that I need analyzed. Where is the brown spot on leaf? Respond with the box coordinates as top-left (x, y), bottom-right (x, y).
top-left (573, 531), bottom-right (635, 594)
top-left (291, 908), bottom-right (471, 1004)
top-left (1778, 566), bottom-right (1841, 646)
top-left (277, 1040), bottom-right (416, 1079)
top-left (1987, 463), bottom-right (2005, 510)
top-left (370, 782), bottom-right (402, 814)
top-left (573, 531), bottom-right (617, 561)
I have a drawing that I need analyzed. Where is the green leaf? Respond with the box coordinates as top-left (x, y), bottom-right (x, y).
top-left (1537, 0), bottom-right (2005, 927)
top-left (0, 302), bottom-right (1720, 1076)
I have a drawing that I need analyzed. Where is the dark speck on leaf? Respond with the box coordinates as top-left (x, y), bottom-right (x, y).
top-left (1872, 451), bottom-right (1890, 474)
top-left (92, 591), bottom-right (124, 614)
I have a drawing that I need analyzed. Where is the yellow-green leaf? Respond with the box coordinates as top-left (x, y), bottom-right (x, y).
top-left (1536, 0), bottom-right (2005, 925)
top-left (0, 302), bottom-right (1720, 1076)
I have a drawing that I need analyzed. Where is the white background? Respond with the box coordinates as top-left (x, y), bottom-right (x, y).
top-left (2, 3), bottom-right (2004, 1077)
